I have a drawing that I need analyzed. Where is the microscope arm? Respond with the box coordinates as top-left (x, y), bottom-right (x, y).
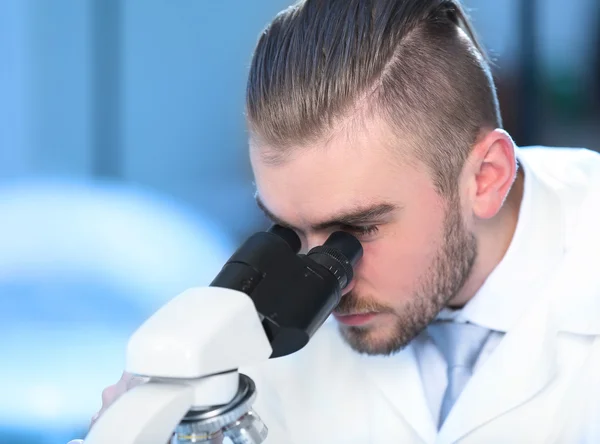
top-left (84, 380), bottom-right (194, 444)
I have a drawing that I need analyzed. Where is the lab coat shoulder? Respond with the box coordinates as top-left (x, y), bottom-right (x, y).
top-left (519, 146), bottom-right (600, 249)
top-left (522, 146), bottom-right (600, 335)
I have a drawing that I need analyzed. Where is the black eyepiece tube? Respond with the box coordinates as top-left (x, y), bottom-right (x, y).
top-left (267, 224), bottom-right (301, 253)
top-left (306, 231), bottom-right (363, 290)
top-left (322, 231), bottom-right (363, 268)
top-left (211, 225), bottom-right (363, 358)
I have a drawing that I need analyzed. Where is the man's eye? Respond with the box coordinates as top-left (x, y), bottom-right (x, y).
top-left (345, 225), bottom-right (379, 237)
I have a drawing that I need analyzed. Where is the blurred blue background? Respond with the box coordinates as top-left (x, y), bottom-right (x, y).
top-left (1, 1), bottom-right (599, 443)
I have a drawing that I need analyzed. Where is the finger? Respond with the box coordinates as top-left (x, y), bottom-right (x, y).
top-left (125, 375), bottom-right (149, 390)
top-left (101, 384), bottom-right (118, 407)
top-left (90, 410), bottom-right (101, 427)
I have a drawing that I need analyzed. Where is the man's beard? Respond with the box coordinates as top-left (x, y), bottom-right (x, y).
top-left (335, 194), bottom-right (478, 356)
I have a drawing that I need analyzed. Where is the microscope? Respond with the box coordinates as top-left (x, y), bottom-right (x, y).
top-left (83, 224), bottom-right (363, 443)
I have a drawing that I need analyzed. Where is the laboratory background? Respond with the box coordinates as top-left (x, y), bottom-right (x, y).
top-left (1, 1), bottom-right (599, 442)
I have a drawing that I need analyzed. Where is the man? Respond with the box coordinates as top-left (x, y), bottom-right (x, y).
top-left (78, 0), bottom-right (600, 442)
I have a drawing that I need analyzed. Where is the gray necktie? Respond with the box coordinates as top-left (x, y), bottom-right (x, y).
top-left (427, 321), bottom-right (492, 428)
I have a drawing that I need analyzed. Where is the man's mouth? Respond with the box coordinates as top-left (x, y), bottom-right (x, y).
top-left (332, 312), bottom-right (378, 326)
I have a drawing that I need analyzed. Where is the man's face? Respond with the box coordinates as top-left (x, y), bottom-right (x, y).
top-left (250, 120), bottom-right (478, 356)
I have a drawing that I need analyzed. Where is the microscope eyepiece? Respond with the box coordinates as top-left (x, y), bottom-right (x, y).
top-left (210, 224), bottom-right (363, 358)
top-left (307, 231), bottom-right (363, 289)
top-left (267, 224), bottom-right (301, 253)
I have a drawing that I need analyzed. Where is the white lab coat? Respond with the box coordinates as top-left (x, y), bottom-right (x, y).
top-left (240, 147), bottom-right (600, 444)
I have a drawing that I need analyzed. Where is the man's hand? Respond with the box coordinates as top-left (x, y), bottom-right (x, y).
top-left (90, 371), bottom-right (149, 427)
top-left (66, 371), bottom-right (150, 444)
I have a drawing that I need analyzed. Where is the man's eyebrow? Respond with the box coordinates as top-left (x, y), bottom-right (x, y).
top-left (255, 195), bottom-right (296, 229)
top-left (255, 195), bottom-right (399, 232)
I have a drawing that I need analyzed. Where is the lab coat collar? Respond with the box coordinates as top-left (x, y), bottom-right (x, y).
top-left (437, 290), bottom-right (558, 443)
top-left (359, 346), bottom-right (437, 443)
top-left (358, 299), bottom-right (561, 444)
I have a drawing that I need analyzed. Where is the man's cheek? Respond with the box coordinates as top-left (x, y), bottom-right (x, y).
top-left (353, 242), bottom-right (386, 288)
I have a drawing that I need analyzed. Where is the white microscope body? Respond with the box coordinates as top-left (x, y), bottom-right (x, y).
top-left (84, 286), bottom-right (273, 444)
top-left (81, 225), bottom-right (363, 444)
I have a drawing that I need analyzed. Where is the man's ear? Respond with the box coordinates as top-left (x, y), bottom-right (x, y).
top-left (464, 129), bottom-right (517, 220)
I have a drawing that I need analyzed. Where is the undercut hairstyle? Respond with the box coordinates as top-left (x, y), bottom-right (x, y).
top-left (245, 0), bottom-right (503, 196)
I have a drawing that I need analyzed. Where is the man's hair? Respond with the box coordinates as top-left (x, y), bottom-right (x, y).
top-left (245, 0), bottom-right (502, 196)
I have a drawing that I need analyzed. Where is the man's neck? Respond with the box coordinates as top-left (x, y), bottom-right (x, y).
top-left (448, 166), bottom-right (525, 309)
